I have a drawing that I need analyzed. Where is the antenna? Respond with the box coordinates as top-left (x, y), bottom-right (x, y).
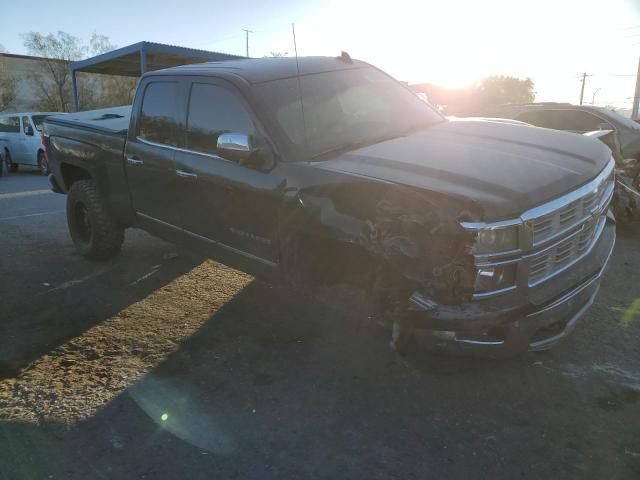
top-left (292, 23), bottom-right (308, 157)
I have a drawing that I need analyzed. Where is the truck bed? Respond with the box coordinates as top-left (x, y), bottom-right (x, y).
top-left (46, 106), bottom-right (131, 136)
top-left (45, 105), bottom-right (135, 225)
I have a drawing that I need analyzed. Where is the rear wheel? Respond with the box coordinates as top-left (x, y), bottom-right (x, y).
top-left (37, 151), bottom-right (49, 175)
top-left (5, 150), bottom-right (17, 173)
top-left (67, 179), bottom-right (124, 259)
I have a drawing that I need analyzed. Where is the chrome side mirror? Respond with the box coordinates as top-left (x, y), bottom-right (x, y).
top-left (217, 132), bottom-right (274, 170)
top-left (217, 133), bottom-right (253, 162)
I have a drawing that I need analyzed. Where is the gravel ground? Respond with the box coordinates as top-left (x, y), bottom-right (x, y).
top-left (0, 171), bottom-right (639, 479)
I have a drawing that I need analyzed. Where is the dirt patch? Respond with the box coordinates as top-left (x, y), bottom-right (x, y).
top-left (0, 261), bottom-right (251, 424)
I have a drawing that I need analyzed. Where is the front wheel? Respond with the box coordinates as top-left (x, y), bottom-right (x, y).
top-left (5, 150), bottom-right (17, 173)
top-left (66, 179), bottom-right (124, 259)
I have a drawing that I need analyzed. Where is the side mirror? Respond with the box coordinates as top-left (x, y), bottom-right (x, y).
top-left (217, 133), bottom-right (253, 161)
top-left (24, 125), bottom-right (34, 136)
top-left (217, 132), bottom-right (274, 169)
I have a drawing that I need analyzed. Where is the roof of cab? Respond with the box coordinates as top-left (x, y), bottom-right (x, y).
top-left (147, 56), bottom-right (368, 84)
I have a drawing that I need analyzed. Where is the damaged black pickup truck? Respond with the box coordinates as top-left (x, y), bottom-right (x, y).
top-left (44, 56), bottom-right (616, 357)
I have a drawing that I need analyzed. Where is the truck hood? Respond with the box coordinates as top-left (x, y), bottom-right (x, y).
top-left (311, 120), bottom-right (612, 221)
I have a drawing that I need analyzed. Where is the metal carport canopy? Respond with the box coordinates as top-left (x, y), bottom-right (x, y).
top-left (70, 41), bottom-right (244, 111)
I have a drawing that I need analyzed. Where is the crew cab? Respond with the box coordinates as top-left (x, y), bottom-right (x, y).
top-left (44, 56), bottom-right (616, 357)
top-left (0, 112), bottom-right (63, 174)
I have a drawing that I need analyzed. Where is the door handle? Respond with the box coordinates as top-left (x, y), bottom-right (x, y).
top-left (175, 169), bottom-right (198, 180)
top-left (127, 156), bottom-right (144, 166)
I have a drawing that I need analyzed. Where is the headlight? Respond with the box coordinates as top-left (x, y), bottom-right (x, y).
top-left (475, 263), bottom-right (517, 294)
top-left (472, 225), bottom-right (519, 254)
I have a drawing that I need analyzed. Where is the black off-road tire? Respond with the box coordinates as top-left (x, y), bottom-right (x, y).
top-left (67, 179), bottom-right (124, 260)
top-left (5, 150), bottom-right (17, 173)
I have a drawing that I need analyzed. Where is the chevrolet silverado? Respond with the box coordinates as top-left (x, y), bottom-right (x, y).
top-left (44, 56), bottom-right (616, 356)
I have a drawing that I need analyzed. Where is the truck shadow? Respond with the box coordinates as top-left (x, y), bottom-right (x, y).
top-left (0, 236), bottom-right (205, 380)
top-left (3, 276), bottom-right (637, 479)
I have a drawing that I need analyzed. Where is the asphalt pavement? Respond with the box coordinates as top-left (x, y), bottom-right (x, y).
top-left (0, 170), bottom-right (639, 479)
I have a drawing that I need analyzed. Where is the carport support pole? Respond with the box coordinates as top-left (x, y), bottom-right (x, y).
top-left (632, 56), bottom-right (640, 121)
top-left (71, 69), bottom-right (79, 112)
top-left (140, 46), bottom-right (147, 75)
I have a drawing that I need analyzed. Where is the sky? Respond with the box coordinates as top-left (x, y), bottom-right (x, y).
top-left (1, 0), bottom-right (640, 109)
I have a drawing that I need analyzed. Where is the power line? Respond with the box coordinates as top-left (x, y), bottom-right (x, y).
top-left (241, 29), bottom-right (253, 57)
top-left (578, 72), bottom-right (592, 105)
top-left (632, 57), bottom-right (640, 119)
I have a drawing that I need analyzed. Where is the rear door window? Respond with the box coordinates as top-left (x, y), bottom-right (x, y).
top-left (185, 83), bottom-right (254, 156)
top-left (137, 82), bottom-right (181, 147)
top-left (0, 116), bottom-right (20, 133)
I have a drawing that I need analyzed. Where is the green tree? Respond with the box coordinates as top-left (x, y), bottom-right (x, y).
top-left (473, 75), bottom-right (535, 108)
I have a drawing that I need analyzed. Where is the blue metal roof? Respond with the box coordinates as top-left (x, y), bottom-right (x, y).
top-left (70, 41), bottom-right (243, 111)
top-left (70, 41), bottom-right (243, 76)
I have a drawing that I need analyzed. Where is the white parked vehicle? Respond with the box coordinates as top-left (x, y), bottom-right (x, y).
top-left (0, 112), bottom-right (64, 175)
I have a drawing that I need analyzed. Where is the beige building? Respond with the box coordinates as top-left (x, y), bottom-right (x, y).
top-left (0, 52), bottom-right (57, 112)
top-left (0, 52), bottom-right (119, 113)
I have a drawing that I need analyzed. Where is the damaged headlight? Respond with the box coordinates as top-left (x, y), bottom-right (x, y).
top-left (475, 263), bottom-right (517, 294)
top-left (461, 221), bottom-right (521, 296)
top-left (471, 225), bottom-right (519, 254)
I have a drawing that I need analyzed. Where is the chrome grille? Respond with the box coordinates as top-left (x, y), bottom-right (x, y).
top-left (528, 216), bottom-right (602, 285)
top-left (529, 169), bottom-right (613, 247)
top-left (462, 158), bottom-right (615, 299)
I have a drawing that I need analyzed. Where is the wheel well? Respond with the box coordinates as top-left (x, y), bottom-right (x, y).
top-left (60, 163), bottom-right (92, 190)
top-left (282, 230), bottom-right (379, 289)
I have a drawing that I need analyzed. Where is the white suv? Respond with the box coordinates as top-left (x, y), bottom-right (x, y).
top-left (0, 112), bottom-right (64, 175)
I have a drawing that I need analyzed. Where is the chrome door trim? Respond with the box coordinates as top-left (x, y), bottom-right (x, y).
top-left (136, 137), bottom-right (233, 165)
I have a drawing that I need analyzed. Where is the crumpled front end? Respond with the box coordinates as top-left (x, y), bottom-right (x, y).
top-left (388, 158), bottom-right (617, 357)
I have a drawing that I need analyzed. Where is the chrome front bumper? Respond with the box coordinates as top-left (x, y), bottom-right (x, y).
top-left (408, 217), bottom-right (616, 357)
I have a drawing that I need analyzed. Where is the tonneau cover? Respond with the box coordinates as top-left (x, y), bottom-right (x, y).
top-left (45, 106), bottom-right (131, 135)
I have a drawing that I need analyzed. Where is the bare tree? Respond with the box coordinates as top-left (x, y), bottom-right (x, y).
top-left (0, 59), bottom-right (17, 112)
top-left (0, 44), bottom-right (17, 112)
top-left (23, 31), bottom-right (86, 111)
top-left (22, 31), bottom-right (136, 111)
top-left (84, 33), bottom-right (137, 108)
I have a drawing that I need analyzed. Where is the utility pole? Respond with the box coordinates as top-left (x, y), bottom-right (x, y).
top-left (579, 72), bottom-right (587, 105)
top-left (632, 56), bottom-right (640, 120)
top-left (242, 29), bottom-right (253, 57)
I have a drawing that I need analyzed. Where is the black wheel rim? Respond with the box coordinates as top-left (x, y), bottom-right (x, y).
top-left (74, 202), bottom-right (92, 243)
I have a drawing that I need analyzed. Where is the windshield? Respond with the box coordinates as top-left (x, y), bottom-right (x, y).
top-left (594, 107), bottom-right (640, 131)
top-left (31, 115), bottom-right (50, 132)
top-left (255, 67), bottom-right (444, 159)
